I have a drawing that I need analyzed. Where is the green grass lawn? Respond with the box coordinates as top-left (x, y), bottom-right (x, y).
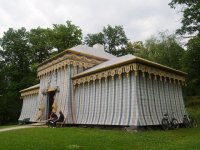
top-left (0, 126), bottom-right (199, 150)
top-left (0, 96), bottom-right (199, 150)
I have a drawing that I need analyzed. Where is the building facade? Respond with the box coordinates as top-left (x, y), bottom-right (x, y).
top-left (19, 44), bottom-right (187, 126)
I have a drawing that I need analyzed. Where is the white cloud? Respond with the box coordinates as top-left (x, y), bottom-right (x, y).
top-left (0, 0), bottom-right (182, 42)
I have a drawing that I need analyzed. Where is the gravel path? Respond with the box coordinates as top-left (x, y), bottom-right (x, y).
top-left (0, 123), bottom-right (46, 132)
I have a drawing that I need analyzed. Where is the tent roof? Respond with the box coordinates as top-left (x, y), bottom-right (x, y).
top-left (38, 45), bottom-right (116, 68)
top-left (72, 55), bottom-right (187, 79)
top-left (73, 55), bottom-right (135, 77)
top-left (68, 45), bottom-right (116, 60)
top-left (20, 84), bottom-right (40, 93)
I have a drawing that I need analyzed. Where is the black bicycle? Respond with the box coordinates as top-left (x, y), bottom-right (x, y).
top-left (161, 112), bottom-right (179, 130)
top-left (183, 115), bottom-right (198, 128)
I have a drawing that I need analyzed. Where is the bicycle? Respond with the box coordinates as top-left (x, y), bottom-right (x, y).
top-left (183, 115), bottom-right (198, 128)
top-left (161, 112), bottom-right (179, 130)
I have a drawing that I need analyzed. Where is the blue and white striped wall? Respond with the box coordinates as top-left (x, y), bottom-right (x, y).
top-left (74, 72), bottom-right (138, 126)
top-left (18, 94), bottom-right (39, 122)
top-left (136, 72), bottom-right (186, 126)
top-left (19, 67), bottom-right (186, 126)
top-left (74, 71), bottom-right (186, 126)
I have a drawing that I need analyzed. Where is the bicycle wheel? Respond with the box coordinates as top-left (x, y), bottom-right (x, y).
top-left (183, 117), bottom-right (191, 128)
top-left (162, 119), bottom-right (169, 130)
top-left (191, 118), bottom-right (198, 128)
top-left (171, 118), bottom-right (179, 129)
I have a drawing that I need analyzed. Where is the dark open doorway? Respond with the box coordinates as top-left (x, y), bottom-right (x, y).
top-left (47, 91), bottom-right (56, 119)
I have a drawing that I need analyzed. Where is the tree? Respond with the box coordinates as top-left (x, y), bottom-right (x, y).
top-left (1, 28), bottom-right (31, 69)
top-left (118, 41), bottom-right (145, 56)
top-left (0, 21), bottom-right (85, 124)
top-left (29, 27), bottom-right (53, 64)
top-left (85, 25), bottom-right (128, 56)
top-left (0, 28), bottom-right (37, 124)
top-left (84, 32), bottom-right (104, 47)
top-left (182, 34), bottom-right (200, 95)
top-left (52, 21), bottom-right (82, 52)
top-left (137, 32), bottom-right (185, 70)
top-left (169, 0), bottom-right (200, 35)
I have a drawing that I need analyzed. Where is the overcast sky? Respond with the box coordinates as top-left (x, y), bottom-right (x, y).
top-left (0, 0), bottom-right (182, 42)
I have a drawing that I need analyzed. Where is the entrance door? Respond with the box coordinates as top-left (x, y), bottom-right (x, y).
top-left (47, 91), bottom-right (55, 119)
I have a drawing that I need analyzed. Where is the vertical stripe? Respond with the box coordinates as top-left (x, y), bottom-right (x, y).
top-left (84, 83), bottom-right (89, 124)
top-left (136, 73), bottom-right (141, 126)
top-left (145, 76), bottom-right (154, 125)
top-left (88, 82), bottom-right (94, 124)
top-left (169, 82), bottom-right (179, 121)
top-left (160, 80), bottom-right (167, 115)
top-left (164, 81), bottom-right (172, 115)
top-left (111, 77), bottom-right (116, 125)
top-left (156, 79), bottom-right (164, 119)
top-left (133, 72), bottom-right (138, 125)
top-left (69, 66), bottom-right (74, 123)
top-left (60, 68), bottom-right (65, 114)
top-left (128, 72), bottom-right (132, 125)
top-left (147, 77), bottom-right (157, 125)
top-left (139, 73), bottom-right (147, 125)
top-left (93, 81), bottom-right (100, 124)
top-left (118, 75), bottom-right (124, 125)
top-left (124, 76), bottom-right (129, 125)
top-left (166, 81), bottom-right (173, 114)
top-left (173, 83), bottom-right (182, 123)
top-left (91, 81), bottom-right (97, 124)
top-left (123, 76), bottom-right (130, 125)
top-left (80, 84), bottom-right (86, 124)
top-left (64, 66), bottom-right (70, 121)
top-left (97, 80), bottom-right (102, 124)
top-left (103, 78), bottom-right (109, 124)
top-left (99, 79), bottom-right (107, 124)
top-left (176, 83), bottom-right (184, 121)
top-left (77, 85), bottom-right (82, 123)
top-left (151, 78), bottom-right (160, 124)
top-left (105, 77), bottom-right (113, 124)
top-left (177, 84), bottom-right (186, 118)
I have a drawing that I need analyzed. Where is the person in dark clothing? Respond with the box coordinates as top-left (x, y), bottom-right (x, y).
top-left (52, 111), bottom-right (64, 127)
top-left (47, 112), bottom-right (58, 127)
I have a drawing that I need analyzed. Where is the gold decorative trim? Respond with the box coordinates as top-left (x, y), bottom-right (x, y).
top-left (37, 48), bottom-right (108, 68)
top-left (37, 53), bottom-right (104, 78)
top-left (73, 63), bottom-right (186, 86)
top-left (21, 88), bottom-right (39, 97)
top-left (48, 87), bottom-right (56, 92)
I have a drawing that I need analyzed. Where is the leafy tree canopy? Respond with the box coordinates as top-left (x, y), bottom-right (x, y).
top-left (85, 25), bottom-right (128, 56)
top-left (118, 41), bottom-right (145, 56)
top-left (137, 32), bottom-right (185, 70)
top-left (169, 0), bottom-right (200, 35)
top-left (52, 21), bottom-right (82, 52)
top-left (0, 20), bottom-right (83, 124)
top-left (182, 34), bottom-right (200, 95)
top-left (29, 27), bottom-right (53, 64)
top-left (0, 28), bottom-right (37, 124)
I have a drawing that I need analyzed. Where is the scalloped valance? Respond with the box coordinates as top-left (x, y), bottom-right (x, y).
top-left (21, 88), bottom-right (39, 97)
top-left (37, 53), bottom-right (104, 78)
top-left (73, 63), bottom-right (186, 86)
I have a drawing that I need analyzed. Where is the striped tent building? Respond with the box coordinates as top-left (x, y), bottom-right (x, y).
top-left (19, 44), bottom-right (187, 127)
